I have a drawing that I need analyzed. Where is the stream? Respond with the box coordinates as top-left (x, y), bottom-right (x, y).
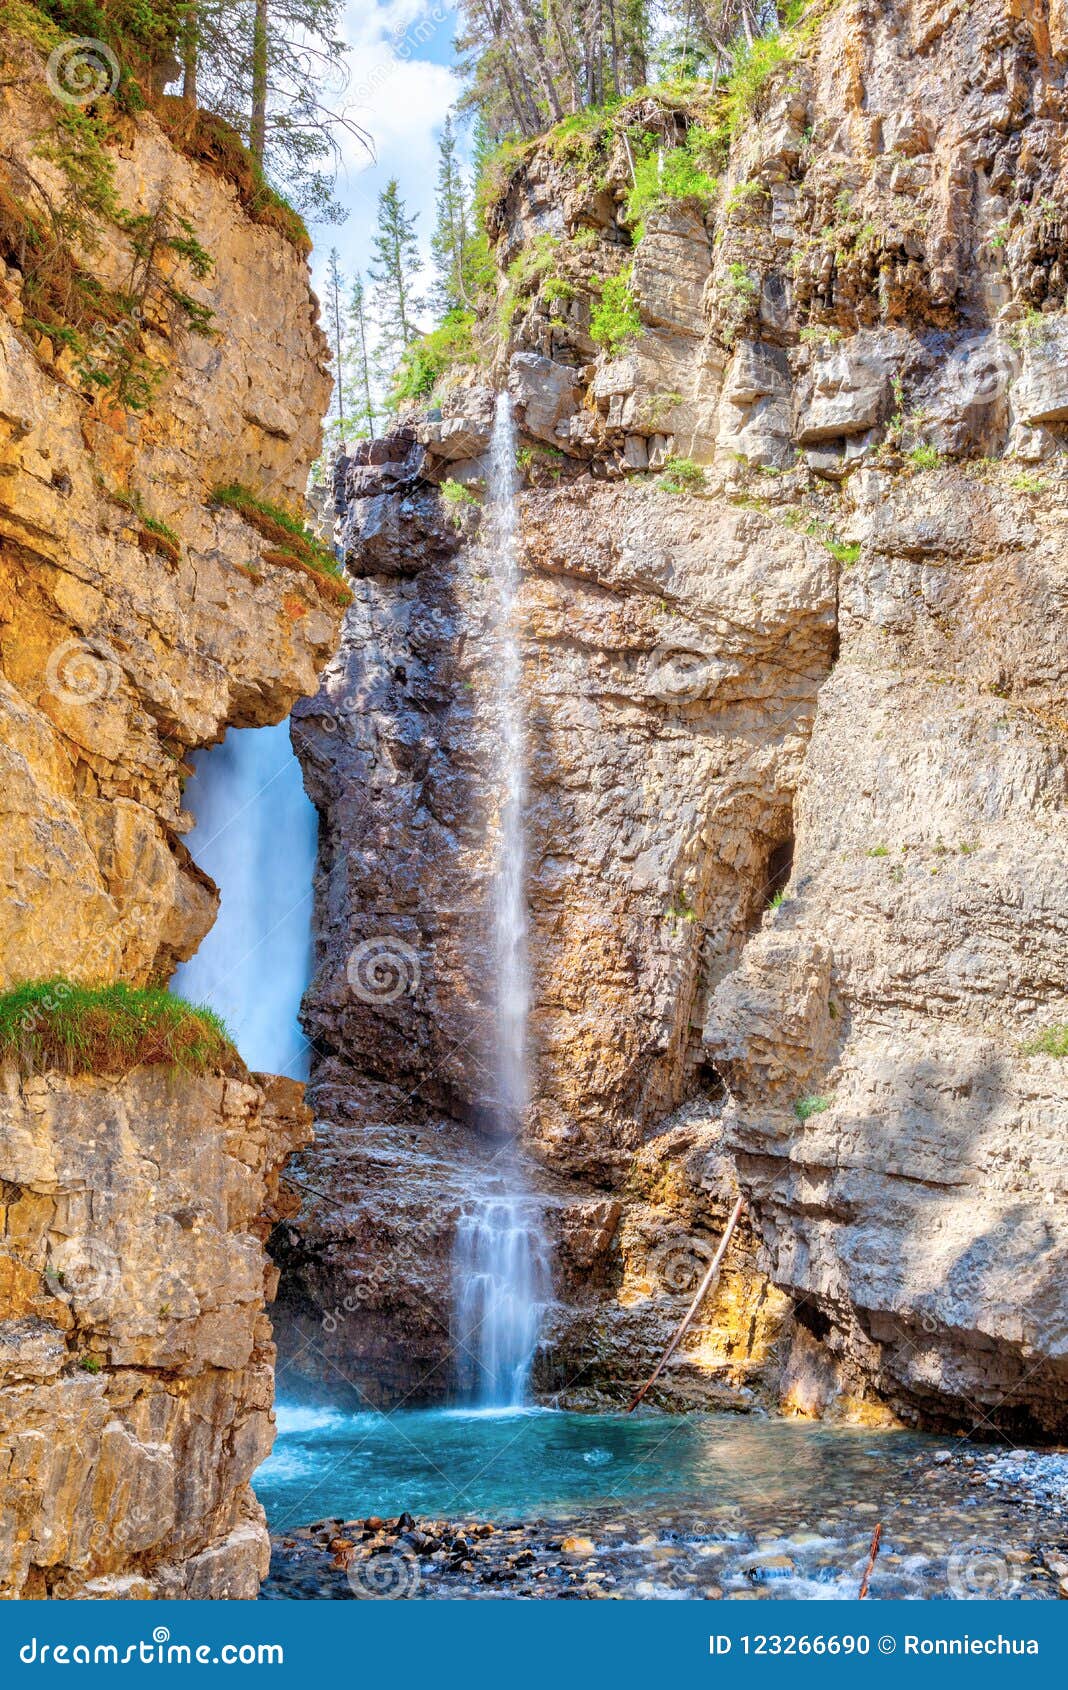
top-left (256, 1404), bottom-right (1068, 1600)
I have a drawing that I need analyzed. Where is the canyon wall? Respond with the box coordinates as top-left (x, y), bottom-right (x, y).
top-left (283, 0), bottom-right (1067, 1435)
top-left (0, 33), bottom-right (342, 1595)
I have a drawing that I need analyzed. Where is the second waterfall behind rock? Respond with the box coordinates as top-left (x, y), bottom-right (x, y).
top-left (451, 393), bottom-right (550, 1408)
top-left (171, 721), bottom-right (316, 1078)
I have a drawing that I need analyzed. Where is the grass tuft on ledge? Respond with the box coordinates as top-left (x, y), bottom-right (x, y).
top-left (1020, 1024), bottom-right (1068, 1059)
top-left (794, 1093), bottom-right (832, 1121)
top-left (210, 483), bottom-right (352, 605)
top-left (0, 980), bottom-right (238, 1078)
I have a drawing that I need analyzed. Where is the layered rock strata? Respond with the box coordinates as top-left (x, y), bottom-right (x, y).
top-left (0, 1068), bottom-right (310, 1598)
top-left (0, 61), bottom-right (337, 990)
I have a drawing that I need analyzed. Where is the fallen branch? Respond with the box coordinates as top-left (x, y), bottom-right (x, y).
top-left (858, 1522), bottom-right (882, 1598)
top-left (626, 1194), bottom-right (745, 1413)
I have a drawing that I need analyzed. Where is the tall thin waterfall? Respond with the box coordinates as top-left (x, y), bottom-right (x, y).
top-left (490, 393), bottom-right (531, 1131)
top-left (452, 393), bottom-right (550, 1409)
top-left (171, 721), bottom-right (317, 1078)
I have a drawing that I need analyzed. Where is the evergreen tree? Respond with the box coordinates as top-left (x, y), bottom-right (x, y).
top-left (325, 246), bottom-right (346, 436)
top-left (452, 0), bottom-right (789, 141)
top-left (185, 0), bottom-right (371, 218)
top-left (430, 116), bottom-right (472, 314)
top-left (369, 179), bottom-right (425, 374)
top-left (345, 274), bottom-right (377, 440)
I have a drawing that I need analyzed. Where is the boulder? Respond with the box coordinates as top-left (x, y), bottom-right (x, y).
top-left (508, 352), bottom-right (584, 448)
top-left (795, 332), bottom-right (903, 443)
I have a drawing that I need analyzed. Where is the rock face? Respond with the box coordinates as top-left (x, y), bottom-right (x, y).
top-left (0, 67), bottom-right (337, 991)
top-left (285, 0), bottom-right (1067, 1437)
top-left (0, 47), bottom-right (342, 1596)
top-left (0, 1068), bottom-right (310, 1598)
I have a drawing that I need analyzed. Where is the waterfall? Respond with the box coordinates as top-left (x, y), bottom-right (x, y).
top-left (451, 393), bottom-right (549, 1408)
top-left (171, 721), bottom-right (317, 1078)
top-left (490, 391), bottom-right (531, 1131)
top-left (452, 1197), bottom-right (550, 1410)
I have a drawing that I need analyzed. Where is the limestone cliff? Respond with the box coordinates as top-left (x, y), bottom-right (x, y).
top-left (0, 30), bottom-right (343, 1596)
top-left (283, 0), bottom-right (1067, 1436)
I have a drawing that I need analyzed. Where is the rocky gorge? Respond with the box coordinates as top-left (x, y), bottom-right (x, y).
top-left (0, 0), bottom-right (1066, 1609)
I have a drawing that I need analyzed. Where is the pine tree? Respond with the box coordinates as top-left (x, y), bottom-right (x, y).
top-left (250, 0), bottom-right (269, 164)
top-left (325, 247), bottom-right (346, 437)
top-left (189, 0), bottom-right (371, 217)
top-left (430, 116), bottom-right (472, 315)
top-left (369, 179), bottom-right (425, 375)
top-left (346, 275), bottom-right (377, 440)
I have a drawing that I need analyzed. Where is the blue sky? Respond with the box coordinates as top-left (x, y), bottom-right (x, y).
top-left (309, 2), bottom-right (463, 316)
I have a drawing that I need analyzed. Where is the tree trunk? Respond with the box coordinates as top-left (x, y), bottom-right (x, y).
top-left (181, 4), bottom-right (198, 109)
top-left (485, 4), bottom-right (540, 134)
top-left (606, 0), bottom-right (621, 97)
top-left (500, 58), bottom-right (533, 136)
top-left (250, 0), bottom-right (268, 166)
top-left (628, 0), bottom-right (648, 86)
top-left (549, 0), bottom-right (583, 111)
top-left (331, 272), bottom-right (345, 431)
top-left (394, 228), bottom-right (411, 344)
top-left (355, 291), bottom-right (375, 440)
top-left (509, 0), bottom-right (564, 122)
top-left (589, 0), bottom-right (604, 107)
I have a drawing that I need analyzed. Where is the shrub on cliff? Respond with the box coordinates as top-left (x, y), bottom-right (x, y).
top-left (589, 265), bottom-right (642, 356)
top-left (390, 310), bottom-right (478, 406)
top-left (624, 128), bottom-right (720, 244)
top-left (1021, 1026), bottom-right (1068, 1059)
top-left (0, 980), bottom-right (236, 1076)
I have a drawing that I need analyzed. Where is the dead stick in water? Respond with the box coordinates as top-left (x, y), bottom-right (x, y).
top-left (858, 1522), bottom-right (882, 1598)
top-left (626, 1195), bottom-right (745, 1413)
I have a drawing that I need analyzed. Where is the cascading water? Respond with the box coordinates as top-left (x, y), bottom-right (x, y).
top-left (171, 720), bottom-right (317, 1077)
top-left (451, 393), bottom-right (550, 1409)
top-left (452, 1196), bottom-right (549, 1408)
